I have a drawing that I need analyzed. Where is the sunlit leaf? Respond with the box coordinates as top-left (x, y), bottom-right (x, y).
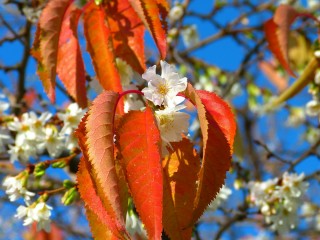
top-left (57, 3), bottom-right (87, 108)
top-left (162, 138), bottom-right (200, 240)
top-left (33, 0), bottom-right (72, 102)
top-left (182, 84), bottom-right (236, 224)
top-left (77, 156), bottom-right (129, 239)
top-left (128, 0), bottom-right (167, 58)
top-left (105, 0), bottom-right (146, 73)
top-left (83, 2), bottom-right (122, 93)
top-left (85, 91), bottom-right (127, 231)
top-left (117, 107), bottom-right (163, 239)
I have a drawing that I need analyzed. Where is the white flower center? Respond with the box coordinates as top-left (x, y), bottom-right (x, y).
top-left (158, 114), bottom-right (174, 131)
top-left (157, 82), bottom-right (169, 96)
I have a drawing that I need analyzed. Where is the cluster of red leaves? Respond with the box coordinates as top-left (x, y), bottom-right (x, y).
top-left (32, 0), bottom-right (236, 239)
top-left (75, 84), bottom-right (236, 239)
top-left (31, 0), bottom-right (167, 108)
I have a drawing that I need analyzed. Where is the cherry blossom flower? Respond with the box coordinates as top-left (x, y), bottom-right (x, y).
top-left (168, 4), bottom-right (184, 22)
top-left (38, 126), bottom-right (65, 158)
top-left (2, 176), bottom-right (34, 202)
top-left (305, 99), bottom-right (320, 117)
top-left (142, 61), bottom-right (187, 107)
top-left (58, 103), bottom-right (85, 135)
top-left (248, 172), bottom-right (309, 234)
top-left (15, 202), bottom-right (53, 232)
top-left (8, 134), bottom-right (37, 163)
top-left (155, 105), bottom-right (189, 155)
top-left (281, 172), bottom-right (309, 198)
top-left (181, 25), bottom-right (199, 48)
top-left (265, 205), bottom-right (298, 234)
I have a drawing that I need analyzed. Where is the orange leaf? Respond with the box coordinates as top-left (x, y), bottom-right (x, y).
top-left (264, 4), bottom-right (316, 77)
top-left (85, 91), bottom-right (127, 231)
top-left (128, 0), bottom-right (167, 59)
top-left (105, 0), bottom-right (146, 74)
top-left (162, 138), bottom-right (200, 240)
top-left (76, 156), bottom-right (128, 239)
top-left (83, 2), bottom-right (122, 93)
top-left (117, 107), bottom-right (163, 240)
top-left (182, 84), bottom-right (236, 224)
top-left (57, 3), bottom-right (87, 108)
top-left (86, 208), bottom-right (118, 240)
top-left (37, 0), bottom-right (72, 102)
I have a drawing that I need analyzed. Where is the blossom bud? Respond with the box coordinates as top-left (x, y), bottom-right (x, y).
top-left (63, 180), bottom-right (75, 189)
top-left (34, 163), bottom-right (48, 178)
top-left (61, 187), bottom-right (78, 205)
top-left (51, 161), bottom-right (67, 169)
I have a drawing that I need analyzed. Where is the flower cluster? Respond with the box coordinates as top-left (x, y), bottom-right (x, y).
top-left (6, 103), bottom-right (85, 162)
top-left (2, 175), bottom-right (34, 202)
top-left (2, 172), bottom-right (53, 232)
top-left (248, 172), bottom-right (309, 234)
top-left (141, 61), bottom-right (189, 155)
top-left (15, 201), bottom-right (53, 232)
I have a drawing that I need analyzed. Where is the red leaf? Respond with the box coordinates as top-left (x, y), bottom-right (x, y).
top-left (264, 5), bottom-right (317, 77)
top-left (105, 0), bottom-right (146, 74)
top-left (37, 0), bottom-right (71, 102)
top-left (128, 0), bottom-right (167, 59)
top-left (162, 138), bottom-right (200, 240)
top-left (85, 91), bottom-right (127, 231)
top-left (76, 114), bottom-right (130, 238)
top-left (57, 3), bottom-right (87, 108)
top-left (83, 2), bottom-right (122, 93)
top-left (182, 84), bottom-right (236, 224)
top-left (117, 107), bottom-right (163, 240)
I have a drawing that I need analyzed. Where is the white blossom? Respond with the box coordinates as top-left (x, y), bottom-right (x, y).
top-left (281, 172), bottom-right (308, 199)
top-left (58, 103), bottom-right (85, 135)
top-left (181, 25), bottom-right (199, 48)
top-left (38, 126), bottom-right (65, 158)
top-left (155, 106), bottom-right (189, 155)
top-left (142, 61), bottom-right (187, 107)
top-left (168, 4), bottom-right (184, 22)
top-left (305, 99), bottom-right (320, 117)
top-left (8, 134), bottom-right (37, 163)
top-left (2, 176), bottom-right (34, 202)
top-left (265, 205), bottom-right (298, 234)
top-left (248, 172), bottom-right (309, 234)
top-left (248, 178), bottom-right (278, 207)
top-left (15, 202), bottom-right (52, 232)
